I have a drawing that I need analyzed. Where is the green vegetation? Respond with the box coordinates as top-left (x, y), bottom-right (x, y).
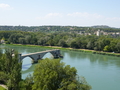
top-left (0, 86), bottom-right (6, 90)
top-left (0, 49), bottom-right (91, 90)
top-left (1, 30), bottom-right (120, 54)
top-left (0, 49), bottom-right (22, 90)
top-left (33, 58), bottom-right (91, 90)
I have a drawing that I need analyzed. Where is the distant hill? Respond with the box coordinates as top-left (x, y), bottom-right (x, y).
top-left (0, 25), bottom-right (120, 33)
top-left (91, 25), bottom-right (111, 28)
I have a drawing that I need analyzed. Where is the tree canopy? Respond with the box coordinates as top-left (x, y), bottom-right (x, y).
top-left (1, 30), bottom-right (120, 53)
top-left (0, 49), bottom-right (22, 90)
top-left (32, 58), bottom-right (91, 90)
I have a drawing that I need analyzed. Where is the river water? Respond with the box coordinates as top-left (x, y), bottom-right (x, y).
top-left (0, 44), bottom-right (120, 90)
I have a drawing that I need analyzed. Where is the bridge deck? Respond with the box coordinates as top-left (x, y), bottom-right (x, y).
top-left (21, 49), bottom-right (59, 56)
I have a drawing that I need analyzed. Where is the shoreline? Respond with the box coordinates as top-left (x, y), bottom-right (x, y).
top-left (2, 44), bottom-right (120, 57)
top-left (0, 84), bottom-right (7, 90)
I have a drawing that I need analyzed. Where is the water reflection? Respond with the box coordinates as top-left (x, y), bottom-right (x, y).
top-left (22, 64), bottom-right (32, 69)
top-left (62, 50), bottom-right (120, 68)
top-left (22, 64), bottom-right (35, 74)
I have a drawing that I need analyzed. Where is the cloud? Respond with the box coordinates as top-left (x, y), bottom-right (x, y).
top-left (35, 12), bottom-right (120, 28)
top-left (67, 12), bottom-right (103, 19)
top-left (66, 12), bottom-right (120, 27)
top-left (36, 13), bottom-right (63, 19)
top-left (0, 3), bottom-right (13, 10)
top-left (106, 17), bottom-right (120, 21)
top-left (36, 12), bottom-right (104, 21)
top-left (46, 13), bottom-right (63, 17)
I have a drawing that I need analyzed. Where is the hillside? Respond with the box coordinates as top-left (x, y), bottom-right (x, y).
top-left (91, 25), bottom-right (111, 28)
top-left (0, 25), bottom-right (120, 33)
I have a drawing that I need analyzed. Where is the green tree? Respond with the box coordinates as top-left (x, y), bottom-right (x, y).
top-left (19, 37), bottom-right (25, 44)
top-left (103, 45), bottom-right (112, 52)
top-left (8, 33), bottom-right (23, 44)
top-left (25, 35), bottom-right (32, 44)
top-left (0, 71), bottom-right (8, 84)
top-left (0, 49), bottom-right (22, 90)
top-left (94, 37), bottom-right (110, 51)
top-left (70, 40), bottom-right (79, 48)
top-left (32, 58), bottom-right (91, 90)
top-left (110, 39), bottom-right (118, 52)
top-left (47, 39), bottom-right (54, 46)
top-left (19, 74), bottom-right (33, 90)
top-left (116, 42), bottom-right (120, 53)
top-left (24, 74), bottom-right (33, 90)
top-left (87, 41), bottom-right (94, 50)
top-left (58, 39), bottom-right (68, 47)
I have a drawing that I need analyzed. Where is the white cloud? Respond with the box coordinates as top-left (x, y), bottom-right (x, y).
top-left (46, 13), bottom-right (63, 17)
top-left (0, 3), bottom-right (13, 10)
top-left (106, 17), bottom-right (120, 21)
top-left (66, 12), bottom-right (120, 27)
top-left (67, 12), bottom-right (103, 19)
top-left (35, 12), bottom-right (120, 28)
top-left (36, 13), bottom-right (63, 19)
top-left (37, 12), bottom-right (103, 20)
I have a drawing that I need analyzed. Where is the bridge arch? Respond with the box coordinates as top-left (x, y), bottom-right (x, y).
top-left (42, 52), bottom-right (54, 59)
top-left (21, 56), bottom-right (34, 63)
top-left (18, 49), bottom-right (62, 63)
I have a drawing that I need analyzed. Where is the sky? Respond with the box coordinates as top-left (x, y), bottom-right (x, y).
top-left (0, 0), bottom-right (120, 28)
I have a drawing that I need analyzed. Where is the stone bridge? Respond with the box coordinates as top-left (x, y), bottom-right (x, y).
top-left (18, 49), bottom-right (62, 63)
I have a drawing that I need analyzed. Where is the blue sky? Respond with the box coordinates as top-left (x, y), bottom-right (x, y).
top-left (0, 0), bottom-right (120, 28)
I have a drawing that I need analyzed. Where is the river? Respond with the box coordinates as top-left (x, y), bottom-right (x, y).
top-left (0, 44), bottom-right (120, 90)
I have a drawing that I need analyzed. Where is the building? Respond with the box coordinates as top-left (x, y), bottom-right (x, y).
top-left (96, 29), bottom-right (101, 36)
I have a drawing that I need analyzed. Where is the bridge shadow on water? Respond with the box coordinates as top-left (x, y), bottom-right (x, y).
top-left (21, 63), bottom-right (36, 74)
top-left (21, 56), bottom-right (34, 74)
top-left (22, 63), bottom-right (32, 69)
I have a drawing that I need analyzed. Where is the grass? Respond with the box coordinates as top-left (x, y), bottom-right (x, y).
top-left (0, 86), bottom-right (6, 90)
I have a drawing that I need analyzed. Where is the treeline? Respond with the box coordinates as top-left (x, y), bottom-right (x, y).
top-left (0, 31), bottom-right (120, 53)
top-left (0, 25), bottom-right (120, 33)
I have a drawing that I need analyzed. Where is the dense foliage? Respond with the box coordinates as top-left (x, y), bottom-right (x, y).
top-left (0, 49), bottom-right (22, 90)
top-left (0, 30), bottom-right (120, 53)
top-left (33, 58), bottom-right (91, 90)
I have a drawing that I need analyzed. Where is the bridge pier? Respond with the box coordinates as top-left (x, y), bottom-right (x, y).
top-left (18, 54), bottom-right (22, 62)
top-left (32, 60), bottom-right (38, 64)
top-left (54, 53), bottom-right (61, 58)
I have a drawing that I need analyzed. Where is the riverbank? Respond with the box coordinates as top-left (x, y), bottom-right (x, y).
top-left (0, 84), bottom-right (7, 90)
top-left (2, 44), bottom-right (120, 57)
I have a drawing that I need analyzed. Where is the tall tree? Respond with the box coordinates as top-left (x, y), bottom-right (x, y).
top-left (58, 39), bottom-right (68, 47)
top-left (0, 49), bottom-right (22, 90)
top-left (116, 42), bottom-right (120, 53)
top-left (32, 58), bottom-right (91, 90)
